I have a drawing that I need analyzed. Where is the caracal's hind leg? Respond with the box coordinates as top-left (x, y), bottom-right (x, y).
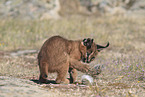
top-left (39, 62), bottom-right (49, 83)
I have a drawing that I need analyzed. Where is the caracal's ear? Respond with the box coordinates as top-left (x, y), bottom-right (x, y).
top-left (83, 38), bottom-right (94, 49)
top-left (96, 42), bottom-right (109, 52)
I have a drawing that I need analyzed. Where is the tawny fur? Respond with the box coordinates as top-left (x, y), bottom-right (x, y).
top-left (38, 35), bottom-right (109, 84)
top-left (38, 35), bottom-right (89, 84)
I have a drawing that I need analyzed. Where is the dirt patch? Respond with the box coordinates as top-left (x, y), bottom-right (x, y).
top-left (0, 76), bottom-right (51, 97)
top-left (0, 76), bottom-right (94, 97)
top-left (107, 82), bottom-right (130, 89)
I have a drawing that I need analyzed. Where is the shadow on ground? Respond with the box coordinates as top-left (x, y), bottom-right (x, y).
top-left (30, 79), bottom-right (56, 84)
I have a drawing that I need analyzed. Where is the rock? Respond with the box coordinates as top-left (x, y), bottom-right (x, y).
top-left (131, 0), bottom-right (145, 10)
top-left (109, 7), bottom-right (126, 15)
top-left (0, 76), bottom-right (49, 97)
top-left (79, 0), bottom-right (145, 15)
top-left (59, 0), bottom-right (82, 15)
top-left (40, 0), bottom-right (60, 20)
top-left (0, 0), bottom-right (61, 20)
top-left (0, 0), bottom-right (145, 19)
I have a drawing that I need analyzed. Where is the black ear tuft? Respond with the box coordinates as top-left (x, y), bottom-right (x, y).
top-left (83, 38), bottom-right (87, 46)
top-left (83, 38), bottom-right (94, 49)
top-left (96, 42), bottom-right (110, 52)
top-left (83, 38), bottom-right (87, 42)
top-left (91, 39), bottom-right (94, 43)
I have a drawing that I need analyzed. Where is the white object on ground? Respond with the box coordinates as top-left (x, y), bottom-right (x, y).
top-left (81, 75), bottom-right (93, 85)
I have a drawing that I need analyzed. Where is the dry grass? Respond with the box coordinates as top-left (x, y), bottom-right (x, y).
top-left (0, 15), bottom-right (145, 96)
